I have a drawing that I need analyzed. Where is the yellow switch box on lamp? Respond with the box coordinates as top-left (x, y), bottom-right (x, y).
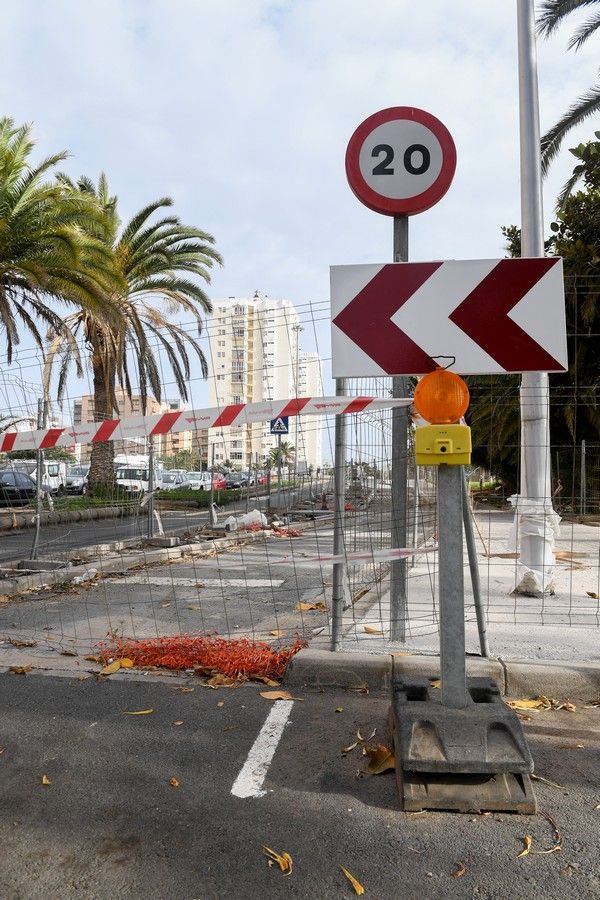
top-left (415, 424), bottom-right (472, 466)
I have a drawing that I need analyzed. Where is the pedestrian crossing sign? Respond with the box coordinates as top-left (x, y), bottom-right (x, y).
top-left (270, 416), bottom-right (289, 435)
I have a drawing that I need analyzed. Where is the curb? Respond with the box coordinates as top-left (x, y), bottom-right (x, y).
top-left (0, 505), bottom-right (136, 532)
top-left (0, 530), bottom-right (271, 597)
top-left (283, 648), bottom-right (600, 698)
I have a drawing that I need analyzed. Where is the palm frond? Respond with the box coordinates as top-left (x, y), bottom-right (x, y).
top-left (541, 83), bottom-right (600, 173)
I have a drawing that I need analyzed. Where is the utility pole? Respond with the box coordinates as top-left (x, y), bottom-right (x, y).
top-left (516, 0), bottom-right (556, 594)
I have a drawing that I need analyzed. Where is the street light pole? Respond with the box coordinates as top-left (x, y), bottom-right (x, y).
top-left (516, 0), bottom-right (556, 595)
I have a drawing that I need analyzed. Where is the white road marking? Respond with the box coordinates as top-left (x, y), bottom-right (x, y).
top-left (230, 701), bottom-right (293, 799)
top-left (105, 576), bottom-right (283, 588)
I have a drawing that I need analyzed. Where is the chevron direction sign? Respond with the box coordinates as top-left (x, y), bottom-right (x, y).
top-left (331, 258), bottom-right (567, 377)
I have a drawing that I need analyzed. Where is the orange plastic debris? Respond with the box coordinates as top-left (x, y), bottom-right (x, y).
top-left (96, 634), bottom-right (307, 680)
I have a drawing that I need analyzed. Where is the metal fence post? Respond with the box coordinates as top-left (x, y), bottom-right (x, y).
top-left (147, 436), bottom-right (155, 539)
top-left (390, 214), bottom-right (409, 640)
top-left (439, 465), bottom-right (467, 708)
top-left (580, 439), bottom-right (586, 515)
top-left (30, 398), bottom-right (48, 561)
top-left (331, 378), bottom-right (348, 650)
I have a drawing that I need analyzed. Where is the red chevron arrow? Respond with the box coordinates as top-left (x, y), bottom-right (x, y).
top-left (449, 258), bottom-right (563, 371)
top-left (332, 262), bottom-right (442, 374)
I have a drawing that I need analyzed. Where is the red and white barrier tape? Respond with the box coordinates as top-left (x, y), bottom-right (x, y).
top-left (270, 545), bottom-right (437, 567)
top-left (0, 395), bottom-right (412, 453)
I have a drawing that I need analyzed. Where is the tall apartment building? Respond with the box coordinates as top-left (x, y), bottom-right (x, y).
top-left (207, 295), bottom-right (322, 470)
top-left (72, 390), bottom-right (203, 462)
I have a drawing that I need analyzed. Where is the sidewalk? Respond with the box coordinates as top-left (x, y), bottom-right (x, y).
top-left (311, 509), bottom-right (600, 662)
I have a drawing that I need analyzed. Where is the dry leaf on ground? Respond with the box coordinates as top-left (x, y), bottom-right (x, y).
top-left (0, 748), bottom-right (6, 755)
top-left (270, 629), bottom-right (283, 637)
top-left (363, 625), bottom-right (384, 635)
top-left (341, 741), bottom-right (359, 755)
top-left (169, 777), bottom-right (180, 788)
top-left (429, 679), bottom-right (441, 689)
top-left (340, 866), bottom-right (365, 895)
top-left (119, 658), bottom-right (135, 668)
top-left (85, 654), bottom-right (103, 663)
top-left (205, 674), bottom-right (237, 689)
top-left (99, 660), bottom-right (122, 676)
top-left (586, 591), bottom-right (598, 600)
top-left (452, 862), bottom-right (467, 878)
top-left (506, 697), bottom-right (553, 711)
top-left (123, 709), bottom-right (154, 715)
top-left (173, 720), bottom-right (184, 726)
top-left (41, 774), bottom-right (51, 786)
top-left (517, 835), bottom-right (533, 858)
top-left (0, 595), bottom-right (10, 604)
top-left (533, 810), bottom-right (562, 855)
top-left (262, 846), bottom-right (293, 876)
top-left (175, 686), bottom-right (194, 693)
top-left (296, 601), bottom-right (327, 612)
top-left (254, 676), bottom-right (280, 686)
top-left (365, 744), bottom-right (395, 775)
top-left (260, 690), bottom-right (303, 701)
top-left (9, 665), bottom-right (31, 675)
top-left (60, 649), bottom-right (78, 657)
top-left (8, 638), bottom-right (37, 648)
top-left (216, 701), bottom-right (225, 708)
top-left (335, 707), bottom-right (344, 713)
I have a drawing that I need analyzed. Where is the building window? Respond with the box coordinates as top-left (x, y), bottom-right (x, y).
top-left (217, 352), bottom-right (225, 358)
top-left (216, 375), bottom-right (224, 381)
top-left (232, 373), bottom-right (243, 383)
top-left (234, 305), bottom-right (244, 316)
top-left (232, 395), bottom-right (242, 404)
top-left (231, 452), bottom-right (243, 460)
top-left (233, 328), bottom-right (245, 337)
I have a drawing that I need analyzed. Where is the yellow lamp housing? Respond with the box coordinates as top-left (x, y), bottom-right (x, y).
top-left (415, 423), bottom-right (471, 466)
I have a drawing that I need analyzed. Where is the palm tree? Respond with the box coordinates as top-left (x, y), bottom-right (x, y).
top-left (537, 1), bottom-right (600, 175)
top-left (44, 174), bottom-right (222, 492)
top-left (0, 118), bottom-right (121, 364)
top-left (269, 441), bottom-right (295, 479)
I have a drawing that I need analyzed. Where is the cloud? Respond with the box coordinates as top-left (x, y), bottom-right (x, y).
top-left (1, 0), bottom-right (597, 404)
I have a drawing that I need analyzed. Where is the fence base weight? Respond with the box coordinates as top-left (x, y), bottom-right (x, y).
top-left (389, 676), bottom-right (536, 814)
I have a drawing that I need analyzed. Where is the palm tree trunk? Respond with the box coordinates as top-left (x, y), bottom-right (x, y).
top-left (87, 352), bottom-right (117, 495)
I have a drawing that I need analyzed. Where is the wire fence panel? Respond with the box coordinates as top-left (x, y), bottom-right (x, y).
top-left (0, 283), bottom-right (598, 677)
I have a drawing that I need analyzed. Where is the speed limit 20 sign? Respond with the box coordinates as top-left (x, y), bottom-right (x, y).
top-left (345, 106), bottom-right (456, 216)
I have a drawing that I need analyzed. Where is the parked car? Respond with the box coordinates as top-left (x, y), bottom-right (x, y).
top-left (212, 473), bottom-right (227, 490)
top-left (242, 472), bottom-right (256, 486)
top-left (257, 473), bottom-right (269, 485)
top-left (158, 472), bottom-right (192, 491)
top-left (0, 470), bottom-right (38, 507)
top-left (10, 458), bottom-right (67, 494)
top-left (185, 471), bottom-right (212, 491)
top-left (224, 473), bottom-right (247, 489)
top-left (66, 465), bottom-right (89, 495)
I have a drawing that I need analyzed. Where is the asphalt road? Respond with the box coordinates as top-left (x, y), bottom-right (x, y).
top-left (0, 484), bottom-right (321, 566)
top-left (0, 672), bottom-right (598, 900)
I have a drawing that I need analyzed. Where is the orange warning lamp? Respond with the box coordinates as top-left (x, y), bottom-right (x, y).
top-left (413, 368), bottom-right (469, 424)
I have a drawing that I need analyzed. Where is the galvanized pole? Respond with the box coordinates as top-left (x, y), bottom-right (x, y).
top-left (461, 474), bottom-right (490, 658)
top-left (439, 465), bottom-right (467, 708)
top-left (580, 440), bottom-right (586, 515)
top-left (516, 0), bottom-right (555, 593)
top-left (390, 214), bottom-right (409, 640)
top-left (331, 377), bottom-right (348, 650)
top-left (277, 433), bottom-right (282, 512)
top-left (30, 398), bottom-right (47, 560)
top-left (147, 436), bottom-right (155, 539)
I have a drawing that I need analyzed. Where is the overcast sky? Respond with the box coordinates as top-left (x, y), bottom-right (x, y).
top-left (1, 0), bottom-right (597, 414)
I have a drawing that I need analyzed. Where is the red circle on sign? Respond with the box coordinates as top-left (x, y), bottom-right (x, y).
top-left (345, 106), bottom-right (457, 216)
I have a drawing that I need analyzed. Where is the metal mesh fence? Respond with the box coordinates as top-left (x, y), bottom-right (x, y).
top-left (0, 282), bottom-right (598, 675)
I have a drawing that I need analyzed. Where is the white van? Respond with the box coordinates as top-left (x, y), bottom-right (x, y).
top-left (10, 458), bottom-right (67, 494)
top-left (114, 454), bottom-right (161, 495)
top-left (186, 471), bottom-right (212, 491)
